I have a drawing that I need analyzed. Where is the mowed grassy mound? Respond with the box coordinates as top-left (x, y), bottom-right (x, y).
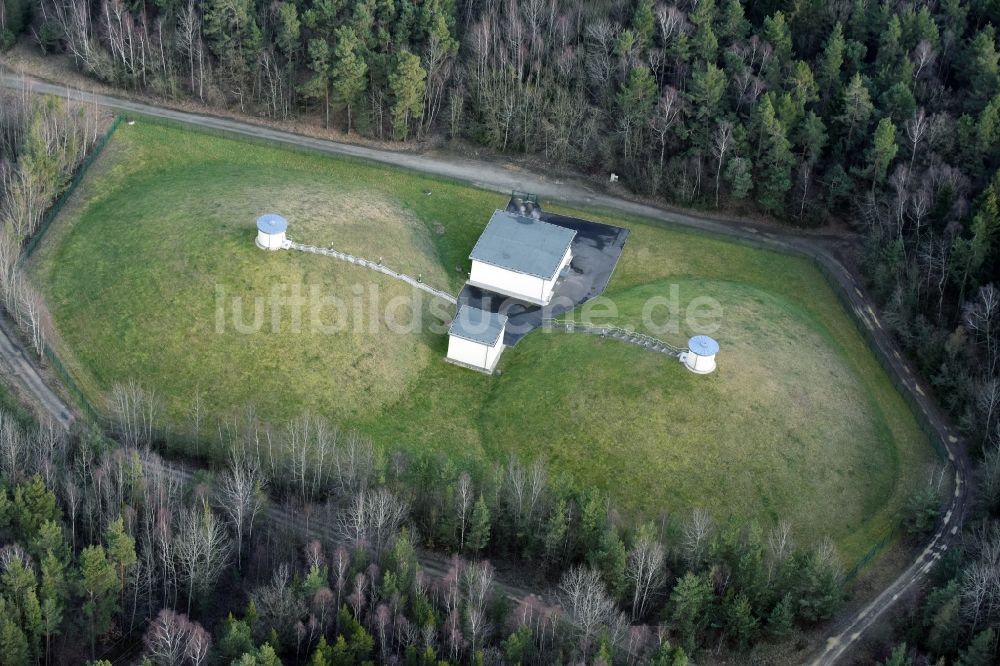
top-left (32, 121), bottom-right (934, 561)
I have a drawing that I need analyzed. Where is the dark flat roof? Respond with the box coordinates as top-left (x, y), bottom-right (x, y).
top-left (448, 305), bottom-right (508, 346)
top-left (469, 210), bottom-right (576, 279)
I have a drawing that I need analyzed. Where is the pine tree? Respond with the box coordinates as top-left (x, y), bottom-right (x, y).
top-left (726, 592), bottom-right (759, 650)
top-left (39, 552), bottom-right (67, 607)
top-left (787, 61), bottom-right (819, 115)
top-left (874, 15), bottom-right (905, 84)
top-left (302, 38), bottom-right (333, 128)
top-left (40, 594), bottom-right (62, 666)
top-left (255, 643), bottom-right (283, 666)
top-left (310, 635), bottom-right (332, 665)
top-left (616, 66), bottom-right (657, 159)
top-left (687, 62), bottom-right (727, 146)
top-left (688, 0), bottom-right (718, 63)
top-left (669, 572), bottom-right (712, 654)
top-left (218, 613), bottom-right (256, 662)
top-left (762, 11), bottom-right (792, 86)
top-left (962, 30), bottom-right (1000, 112)
top-left (502, 625), bottom-right (534, 664)
top-left (818, 22), bottom-right (846, 98)
top-left (766, 593), bottom-right (795, 640)
top-left (200, 0), bottom-right (261, 80)
top-left (581, 493), bottom-right (607, 555)
top-left (755, 97), bottom-right (795, 215)
top-left (725, 157), bottom-right (754, 200)
top-left (0, 487), bottom-right (11, 533)
top-left (22, 589), bottom-right (42, 660)
top-left (389, 50), bottom-right (426, 140)
top-left (649, 639), bottom-right (689, 665)
top-left (467, 495), bottom-right (491, 554)
top-left (632, 0), bottom-right (656, 50)
top-left (879, 643), bottom-right (912, 666)
top-left (0, 616), bottom-right (29, 666)
top-left (30, 519), bottom-right (69, 564)
top-left (925, 591), bottom-right (961, 657)
top-left (839, 74), bottom-right (874, 149)
top-left (274, 2), bottom-right (301, 61)
top-left (867, 117), bottom-right (898, 191)
top-left (589, 528), bottom-right (627, 601)
top-left (105, 516), bottom-right (137, 598)
top-left (718, 0), bottom-right (748, 44)
top-left (78, 545), bottom-right (118, 659)
top-left (331, 27), bottom-right (368, 134)
top-left (792, 548), bottom-right (843, 623)
top-left (957, 628), bottom-right (996, 666)
top-left (12, 476), bottom-right (59, 540)
top-left (542, 499), bottom-right (569, 570)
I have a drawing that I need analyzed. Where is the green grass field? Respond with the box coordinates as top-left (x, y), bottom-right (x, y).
top-left (29, 120), bottom-right (936, 561)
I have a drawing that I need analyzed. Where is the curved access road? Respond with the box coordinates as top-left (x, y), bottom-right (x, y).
top-left (0, 71), bottom-right (973, 665)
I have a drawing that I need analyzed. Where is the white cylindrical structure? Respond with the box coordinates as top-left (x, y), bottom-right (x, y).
top-left (256, 213), bottom-right (288, 250)
top-left (683, 335), bottom-right (719, 374)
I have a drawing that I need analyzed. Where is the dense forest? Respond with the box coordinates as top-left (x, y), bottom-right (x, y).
top-left (2, 0), bottom-right (1000, 663)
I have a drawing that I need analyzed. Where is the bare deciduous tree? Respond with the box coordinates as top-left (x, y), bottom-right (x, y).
top-left (175, 503), bottom-right (232, 614)
top-left (966, 285), bottom-right (1000, 377)
top-left (109, 380), bottom-right (160, 449)
top-left (456, 472), bottom-right (473, 552)
top-left (711, 120), bottom-right (734, 207)
top-left (216, 450), bottom-right (266, 570)
top-left (649, 86), bottom-right (681, 167)
top-left (251, 563), bottom-right (306, 643)
top-left (558, 566), bottom-right (625, 659)
top-left (143, 608), bottom-right (207, 666)
top-left (337, 488), bottom-right (408, 556)
top-left (625, 526), bottom-right (665, 620)
top-left (681, 508), bottom-right (714, 570)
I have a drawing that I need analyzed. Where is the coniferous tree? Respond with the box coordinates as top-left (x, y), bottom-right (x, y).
top-left (755, 96), bottom-right (795, 214)
top-left (670, 572), bottom-right (712, 654)
top-left (957, 628), bottom-right (997, 666)
top-left (389, 50), bottom-right (426, 140)
top-left (330, 27), bottom-right (368, 133)
top-left (467, 495), bottom-right (491, 555)
top-left (78, 545), bottom-right (118, 659)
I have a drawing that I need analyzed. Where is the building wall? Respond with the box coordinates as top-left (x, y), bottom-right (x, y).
top-left (469, 245), bottom-right (571, 305)
top-left (447, 335), bottom-right (504, 372)
top-left (685, 352), bottom-right (716, 374)
top-left (541, 247), bottom-right (573, 301)
top-left (484, 339), bottom-right (504, 368)
top-left (257, 230), bottom-right (286, 249)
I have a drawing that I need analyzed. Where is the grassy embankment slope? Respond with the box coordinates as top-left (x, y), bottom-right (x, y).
top-left (30, 121), bottom-right (934, 561)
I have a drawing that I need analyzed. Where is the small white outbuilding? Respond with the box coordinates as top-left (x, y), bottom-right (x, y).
top-left (446, 305), bottom-right (509, 373)
top-left (682, 335), bottom-right (719, 374)
top-left (256, 213), bottom-right (288, 250)
top-left (467, 210), bottom-right (575, 305)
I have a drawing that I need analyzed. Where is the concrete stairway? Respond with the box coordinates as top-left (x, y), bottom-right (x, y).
top-left (545, 319), bottom-right (685, 357)
top-left (287, 240), bottom-right (457, 304)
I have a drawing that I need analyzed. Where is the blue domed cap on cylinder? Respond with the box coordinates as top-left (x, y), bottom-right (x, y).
top-left (256, 214), bottom-right (288, 234)
top-left (688, 335), bottom-right (719, 356)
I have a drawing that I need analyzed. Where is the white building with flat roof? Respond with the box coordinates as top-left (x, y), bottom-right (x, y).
top-left (446, 305), bottom-right (509, 373)
top-left (467, 210), bottom-right (575, 305)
